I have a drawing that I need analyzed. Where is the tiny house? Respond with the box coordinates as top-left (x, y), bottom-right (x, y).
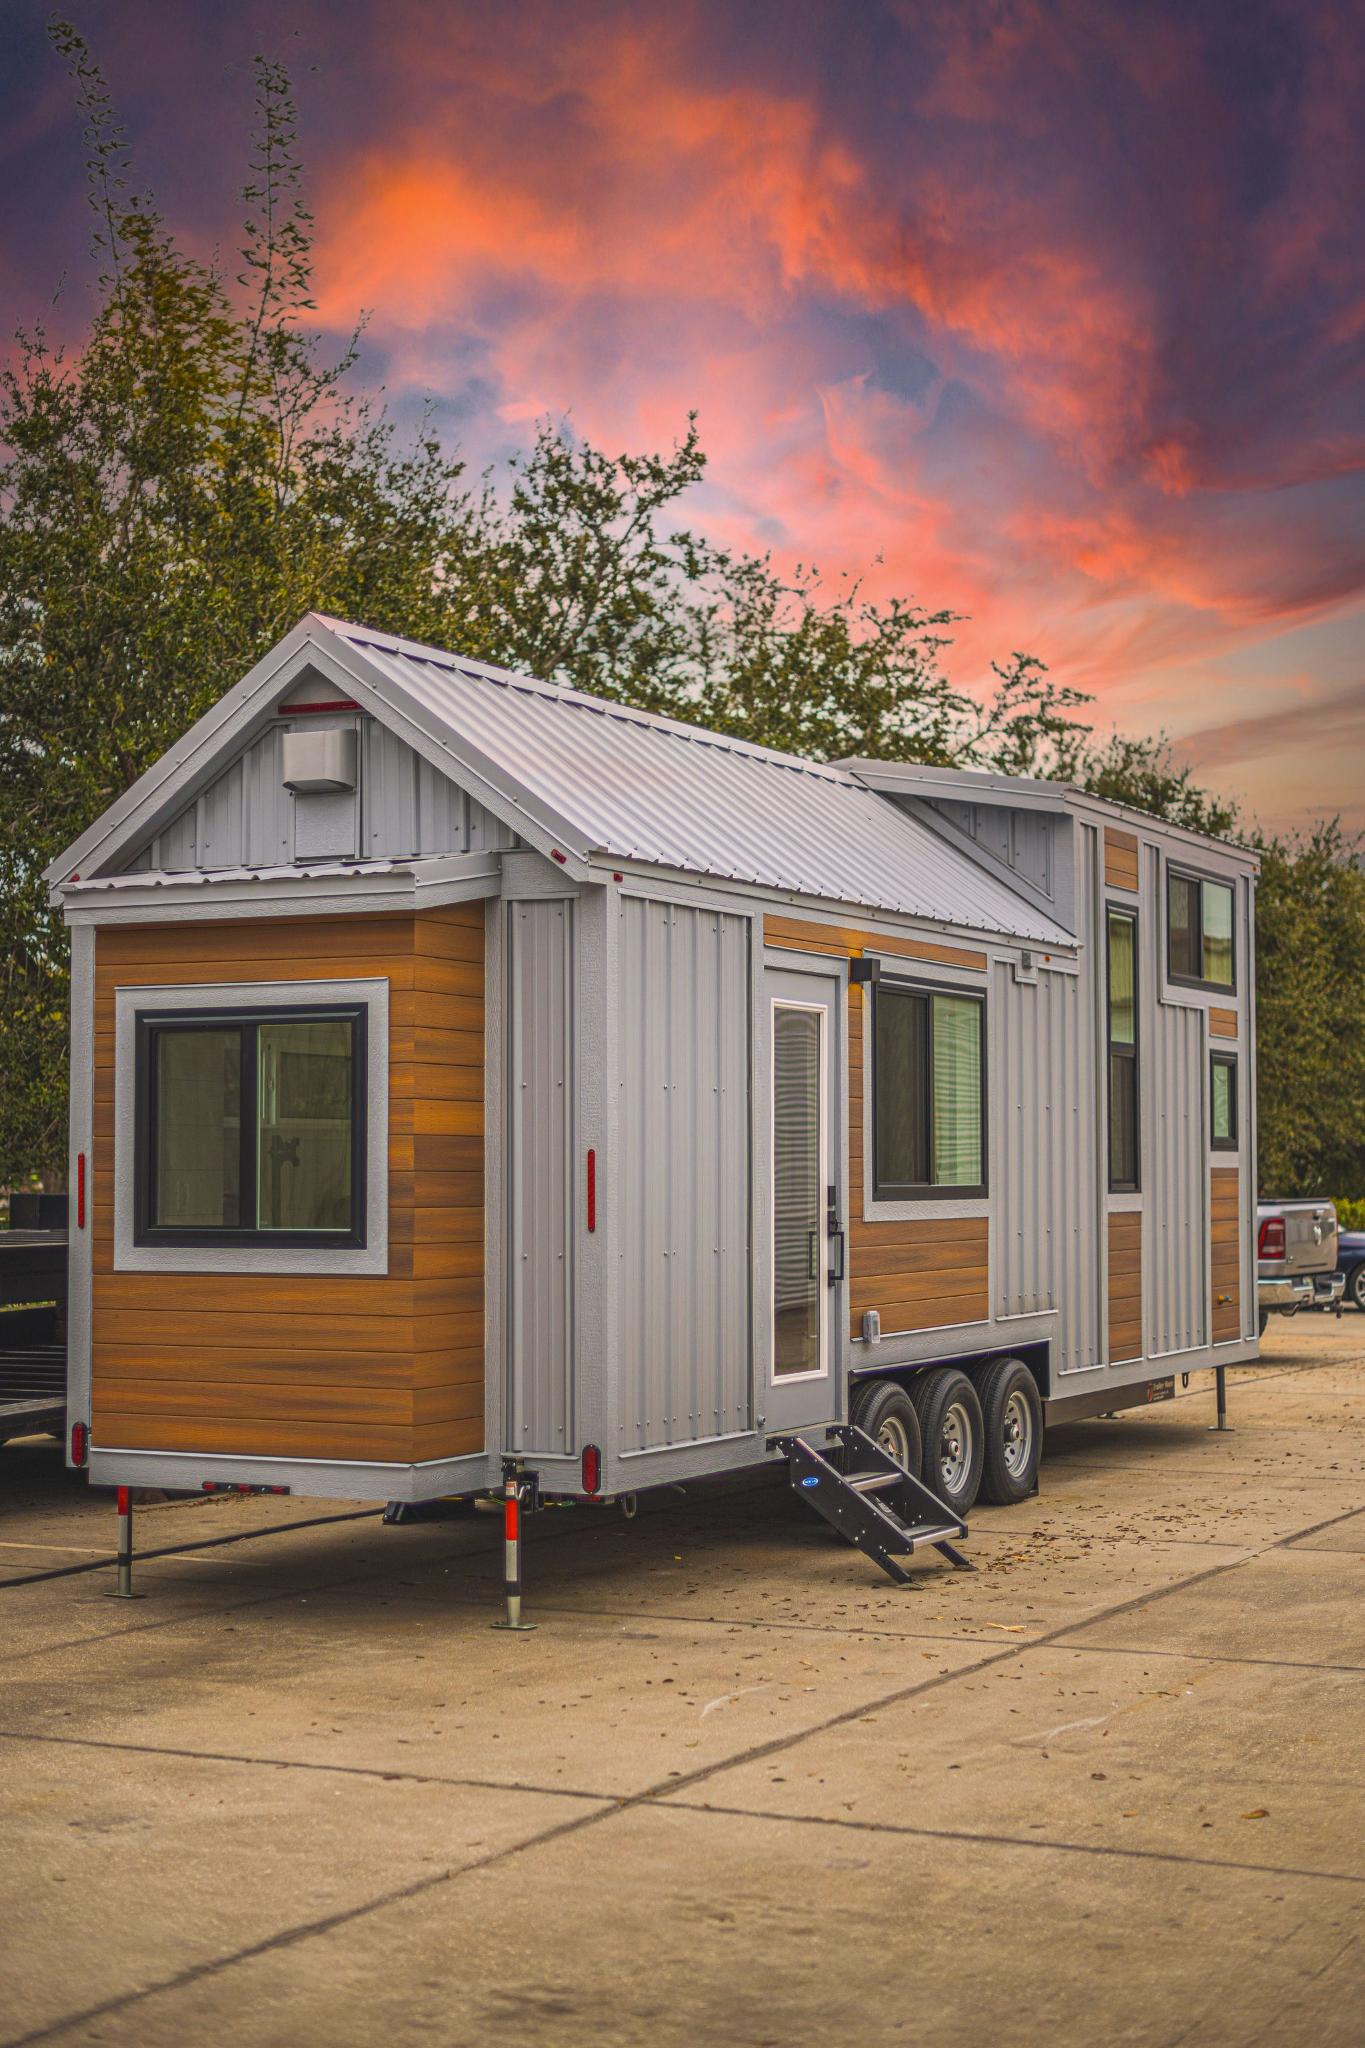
top-left (49, 617), bottom-right (1259, 1557)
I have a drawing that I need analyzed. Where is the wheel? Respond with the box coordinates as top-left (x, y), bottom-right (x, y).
top-left (908, 1368), bottom-right (984, 1517)
top-left (974, 1356), bottom-right (1043, 1506)
top-left (1347, 1266), bottom-right (1365, 1313)
top-left (851, 1379), bottom-right (922, 1477)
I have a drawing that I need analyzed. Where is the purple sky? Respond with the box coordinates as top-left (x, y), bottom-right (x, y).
top-left (4, 0), bottom-right (1363, 833)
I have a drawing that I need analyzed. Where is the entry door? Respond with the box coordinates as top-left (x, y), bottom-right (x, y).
top-left (764, 965), bottom-right (843, 1431)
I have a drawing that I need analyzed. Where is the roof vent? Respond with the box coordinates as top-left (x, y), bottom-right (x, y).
top-left (282, 727), bottom-right (357, 794)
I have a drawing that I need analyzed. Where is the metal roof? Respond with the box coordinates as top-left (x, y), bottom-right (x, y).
top-left (320, 619), bottom-right (1072, 944)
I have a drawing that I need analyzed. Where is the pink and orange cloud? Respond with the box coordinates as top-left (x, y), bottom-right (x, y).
top-left (6, 0), bottom-right (1363, 830)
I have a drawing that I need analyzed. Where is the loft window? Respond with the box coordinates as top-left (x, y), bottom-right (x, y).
top-left (1167, 867), bottom-right (1235, 991)
top-left (1107, 907), bottom-right (1140, 1192)
top-left (873, 982), bottom-right (986, 1200)
top-left (134, 1004), bottom-right (367, 1247)
top-left (1210, 1052), bottom-right (1239, 1151)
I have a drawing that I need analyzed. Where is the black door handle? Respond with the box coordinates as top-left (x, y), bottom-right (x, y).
top-left (827, 1226), bottom-right (846, 1286)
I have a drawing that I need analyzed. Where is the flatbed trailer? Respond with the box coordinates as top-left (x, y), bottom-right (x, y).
top-left (46, 616), bottom-right (1260, 1605)
top-left (0, 1231), bottom-right (67, 1446)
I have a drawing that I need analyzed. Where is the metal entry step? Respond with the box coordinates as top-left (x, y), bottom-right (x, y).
top-left (772, 1423), bottom-right (974, 1587)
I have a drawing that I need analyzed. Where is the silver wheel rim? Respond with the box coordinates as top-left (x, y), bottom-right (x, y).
top-left (877, 1414), bottom-right (912, 1470)
top-left (938, 1400), bottom-right (973, 1496)
top-left (1001, 1388), bottom-right (1033, 1478)
top-left (1353, 1269), bottom-right (1365, 1311)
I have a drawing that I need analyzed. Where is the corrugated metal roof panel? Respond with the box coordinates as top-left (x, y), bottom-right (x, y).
top-left (326, 620), bottom-right (1070, 944)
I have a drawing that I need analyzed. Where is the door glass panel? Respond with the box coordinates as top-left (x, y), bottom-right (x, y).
top-left (257, 1017), bottom-right (354, 1231)
top-left (773, 1005), bottom-right (823, 1377)
top-left (154, 1027), bottom-right (241, 1227)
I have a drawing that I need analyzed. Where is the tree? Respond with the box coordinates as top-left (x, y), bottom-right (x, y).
top-left (1058, 729), bottom-right (1365, 1198)
top-left (7, 29), bottom-right (1360, 1206)
top-left (0, 27), bottom-right (1092, 1182)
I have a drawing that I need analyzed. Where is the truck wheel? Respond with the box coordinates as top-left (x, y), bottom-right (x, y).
top-left (974, 1356), bottom-right (1043, 1506)
top-left (851, 1379), bottom-right (922, 1477)
top-left (1348, 1266), bottom-right (1365, 1313)
top-left (909, 1369), bottom-right (984, 1516)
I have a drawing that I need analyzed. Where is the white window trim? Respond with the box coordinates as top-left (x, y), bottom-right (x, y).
top-left (112, 975), bottom-right (389, 1275)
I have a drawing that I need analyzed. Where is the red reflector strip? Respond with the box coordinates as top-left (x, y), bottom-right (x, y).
top-left (505, 1497), bottom-right (520, 1541)
top-left (279, 699), bottom-right (360, 714)
top-left (550, 848), bottom-right (568, 865)
top-left (70, 1421), bottom-right (88, 1467)
top-left (76, 1153), bottom-right (86, 1229)
top-left (117, 1486), bottom-right (130, 1516)
top-left (581, 1443), bottom-right (602, 1496)
top-left (586, 1148), bottom-right (596, 1232)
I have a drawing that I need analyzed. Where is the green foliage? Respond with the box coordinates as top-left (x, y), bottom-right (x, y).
top-left (3, 29), bottom-right (1362, 1214)
top-left (0, 29), bottom-right (1094, 1181)
top-left (1251, 820), bottom-right (1365, 1198)
top-left (1335, 1197), bottom-right (1365, 1230)
top-left (1062, 733), bottom-right (1365, 1199)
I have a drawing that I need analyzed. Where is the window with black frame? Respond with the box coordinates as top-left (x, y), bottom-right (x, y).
top-left (135, 1004), bottom-right (366, 1246)
top-left (1167, 867), bottom-right (1235, 991)
top-left (873, 981), bottom-right (986, 1199)
top-left (1107, 907), bottom-right (1139, 1192)
top-left (1210, 1052), bottom-right (1239, 1151)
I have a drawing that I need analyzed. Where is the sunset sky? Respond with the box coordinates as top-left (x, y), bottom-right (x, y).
top-left (4, 0), bottom-right (1363, 834)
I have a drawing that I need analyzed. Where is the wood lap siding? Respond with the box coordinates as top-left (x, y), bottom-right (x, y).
top-left (1107, 1211), bottom-right (1143, 1363)
top-left (845, 969), bottom-right (989, 1340)
top-left (1208, 1008), bottom-right (1238, 1040)
top-left (91, 906), bottom-right (486, 1463)
top-left (1211, 1165), bottom-right (1242, 1342)
top-left (765, 913), bottom-right (986, 973)
top-left (1103, 828), bottom-right (1140, 892)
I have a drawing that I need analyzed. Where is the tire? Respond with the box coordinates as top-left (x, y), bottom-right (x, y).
top-left (1347, 1266), bottom-right (1365, 1313)
top-left (908, 1368), bottom-right (985, 1517)
top-left (851, 1379), bottom-right (922, 1478)
top-left (1258, 1307), bottom-right (1270, 1338)
top-left (974, 1356), bottom-right (1043, 1506)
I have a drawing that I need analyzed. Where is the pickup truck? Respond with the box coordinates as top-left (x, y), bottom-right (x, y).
top-left (1335, 1227), bottom-right (1365, 1313)
top-left (1256, 1199), bottom-right (1344, 1334)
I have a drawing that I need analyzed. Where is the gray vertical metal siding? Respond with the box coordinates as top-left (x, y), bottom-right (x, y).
top-left (927, 797), bottom-right (1056, 900)
top-left (995, 958), bottom-right (1099, 1370)
top-left (123, 718), bottom-right (515, 873)
top-left (367, 720), bottom-right (514, 859)
top-left (507, 898), bottom-right (574, 1453)
top-left (617, 898), bottom-right (751, 1451)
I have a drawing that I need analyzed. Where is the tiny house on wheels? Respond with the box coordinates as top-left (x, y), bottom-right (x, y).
top-left (49, 616), bottom-right (1259, 1595)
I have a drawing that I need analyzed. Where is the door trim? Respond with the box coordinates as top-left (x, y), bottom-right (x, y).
top-left (769, 994), bottom-right (830, 1390)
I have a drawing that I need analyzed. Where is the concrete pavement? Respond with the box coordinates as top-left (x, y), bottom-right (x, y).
top-left (1, 1317), bottom-right (1362, 2046)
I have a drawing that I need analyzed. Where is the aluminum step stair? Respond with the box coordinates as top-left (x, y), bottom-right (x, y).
top-left (773, 1423), bottom-right (974, 1587)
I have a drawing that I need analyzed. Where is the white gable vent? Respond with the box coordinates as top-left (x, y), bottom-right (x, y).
top-left (282, 727), bottom-right (357, 794)
top-left (283, 725), bottom-right (360, 861)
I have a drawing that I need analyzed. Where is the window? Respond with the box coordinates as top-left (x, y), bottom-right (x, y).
top-left (873, 982), bottom-right (986, 1199)
top-left (1167, 867), bottom-right (1235, 990)
top-left (1107, 908), bottom-right (1140, 1192)
top-left (135, 1004), bottom-right (366, 1246)
top-left (1211, 1053), bottom-right (1238, 1151)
